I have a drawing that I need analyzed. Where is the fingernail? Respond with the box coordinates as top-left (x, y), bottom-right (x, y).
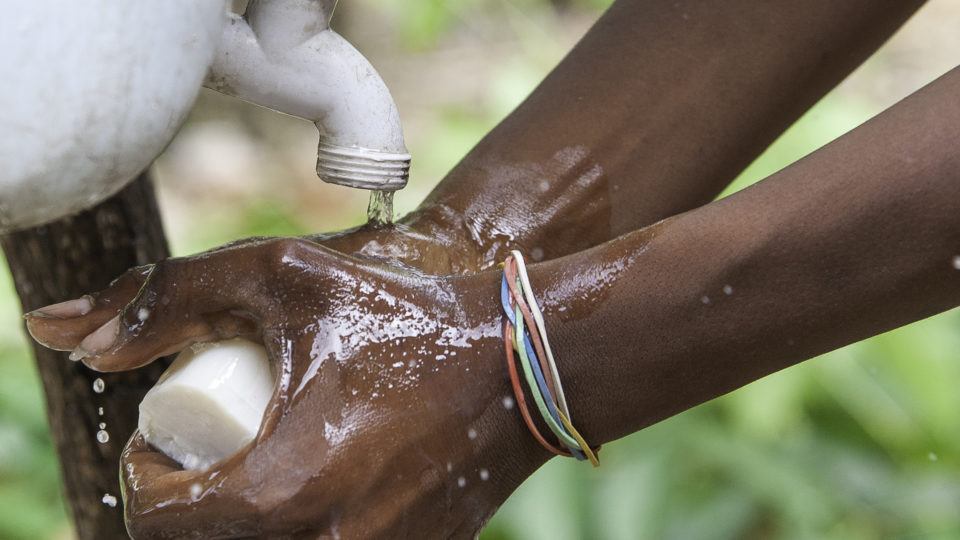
top-left (68, 348), bottom-right (88, 362)
top-left (75, 315), bottom-right (120, 357)
top-left (27, 296), bottom-right (94, 319)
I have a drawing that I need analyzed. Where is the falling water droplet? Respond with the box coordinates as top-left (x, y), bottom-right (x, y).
top-left (929, 452), bottom-right (939, 462)
top-left (467, 428), bottom-right (478, 440)
top-left (952, 256), bottom-right (960, 270)
top-left (97, 407), bottom-right (104, 416)
top-left (457, 476), bottom-right (466, 488)
top-left (502, 396), bottom-right (515, 410)
top-left (723, 284), bottom-right (734, 295)
top-left (700, 295), bottom-right (711, 305)
top-left (479, 469), bottom-right (490, 481)
top-left (92, 378), bottom-right (105, 394)
top-left (96, 430), bottom-right (110, 444)
top-left (98, 422), bottom-right (105, 429)
top-left (102, 493), bottom-right (117, 507)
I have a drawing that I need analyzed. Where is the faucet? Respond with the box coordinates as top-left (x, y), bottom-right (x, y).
top-left (204, 0), bottom-right (411, 191)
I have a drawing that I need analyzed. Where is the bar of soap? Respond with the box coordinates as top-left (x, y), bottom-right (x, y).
top-left (138, 338), bottom-right (274, 471)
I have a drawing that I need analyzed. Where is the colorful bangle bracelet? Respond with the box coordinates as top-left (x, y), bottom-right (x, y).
top-left (500, 253), bottom-right (599, 466)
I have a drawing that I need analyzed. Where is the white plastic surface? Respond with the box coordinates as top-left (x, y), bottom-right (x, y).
top-left (138, 338), bottom-right (274, 471)
top-left (0, 1), bottom-right (226, 232)
top-left (205, 0), bottom-right (411, 190)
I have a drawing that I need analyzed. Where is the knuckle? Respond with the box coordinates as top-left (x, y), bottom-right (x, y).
top-left (266, 237), bottom-right (310, 261)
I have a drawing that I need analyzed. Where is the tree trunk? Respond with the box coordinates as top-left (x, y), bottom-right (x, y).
top-left (1, 173), bottom-right (169, 539)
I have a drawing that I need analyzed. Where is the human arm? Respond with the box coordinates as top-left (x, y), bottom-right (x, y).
top-left (523, 63), bottom-right (960, 447)
top-left (321, 0), bottom-right (926, 272)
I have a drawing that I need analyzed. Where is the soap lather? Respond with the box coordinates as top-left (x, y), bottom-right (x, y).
top-left (138, 338), bottom-right (275, 471)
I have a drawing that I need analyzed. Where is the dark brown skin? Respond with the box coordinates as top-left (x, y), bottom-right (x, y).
top-left (322, 0), bottom-right (926, 273)
top-left (20, 0), bottom-right (944, 538)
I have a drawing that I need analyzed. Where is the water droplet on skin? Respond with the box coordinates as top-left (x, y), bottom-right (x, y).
top-left (929, 452), bottom-right (939, 462)
top-left (502, 396), bottom-right (515, 410)
top-left (137, 307), bottom-right (150, 321)
top-left (467, 428), bottom-right (478, 440)
top-left (102, 493), bottom-right (117, 507)
top-left (700, 296), bottom-right (710, 305)
top-left (952, 256), bottom-right (960, 270)
top-left (92, 378), bottom-right (105, 394)
top-left (457, 476), bottom-right (466, 488)
top-left (96, 430), bottom-right (109, 444)
top-left (190, 483), bottom-right (202, 501)
top-left (723, 285), bottom-right (734, 295)
top-left (479, 469), bottom-right (490, 481)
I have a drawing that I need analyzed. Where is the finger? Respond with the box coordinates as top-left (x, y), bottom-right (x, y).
top-left (76, 239), bottom-right (293, 372)
top-left (121, 434), bottom-right (260, 539)
top-left (24, 266), bottom-right (151, 351)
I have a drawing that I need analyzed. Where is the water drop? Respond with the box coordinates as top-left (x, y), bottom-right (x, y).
top-left (96, 430), bottom-right (110, 444)
top-left (137, 307), bottom-right (150, 321)
top-left (929, 452), bottom-right (939, 462)
top-left (92, 378), bottom-right (105, 394)
top-left (98, 422), bottom-right (105, 429)
top-left (457, 476), bottom-right (466, 488)
top-left (538, 180), bottom-right (550, 192)
top-left (502, 396), bottom-right (515, 410)
top-left (700, 295), bottom-right (710, 305)
top-left (102, 493), bottom-right (117, 507)
top-left (392, 361), bottom-right (403, 368)
top-left (190, 483), bottom-right (202, 501)
top-left (952, 256), bottom-right (960, 270)
top-left (531, 247), bottom-right (545, 261)
top-left (446, 462), bottom-right (452, 473)
top-left (723, 285), bottom-right (733, 295)
top-left (97, 407), bottom-right (104, 416)
top-left (479, 469), bottom-right (490, 481)
top-left (467, 428), bottom-right (478, 440)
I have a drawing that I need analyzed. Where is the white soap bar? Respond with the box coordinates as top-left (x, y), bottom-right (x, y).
top-left (138, 338), bottom-right (274, 471)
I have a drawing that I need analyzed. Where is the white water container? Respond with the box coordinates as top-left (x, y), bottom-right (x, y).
top-left (0, 1), bottom-right (226, 232)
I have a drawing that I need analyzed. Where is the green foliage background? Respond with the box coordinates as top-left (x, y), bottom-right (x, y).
top-left (1, 1), bottom-right (958, 538)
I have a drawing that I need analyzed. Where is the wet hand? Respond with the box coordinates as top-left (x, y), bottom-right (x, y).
top-left (25, 237), bottom-right (542, 538)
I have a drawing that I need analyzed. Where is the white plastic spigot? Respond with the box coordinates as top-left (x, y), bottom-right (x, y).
top-left (205, 0), bottom-right (411, 191)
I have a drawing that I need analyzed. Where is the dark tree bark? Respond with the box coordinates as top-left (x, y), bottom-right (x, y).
top-left (1, 173), bottom-right (169, 539)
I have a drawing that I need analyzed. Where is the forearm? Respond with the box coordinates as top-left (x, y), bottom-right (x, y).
top-left (535, 64), bottom-right (960, 446)
top-left (409, 0), bottom-right (924, 267)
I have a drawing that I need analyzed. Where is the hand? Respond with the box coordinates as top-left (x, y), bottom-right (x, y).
top-left (26, 237), bottom-right (544, 539)
top-left (309, 208), bottom-right (487, 275)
